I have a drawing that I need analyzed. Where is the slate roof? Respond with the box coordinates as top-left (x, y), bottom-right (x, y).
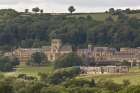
top-left (94, 47), bottom-right (116, 52)
top-left (60, 45), bottom-right (72, 51)
top-left (42, 45), bottom-right (72, 52)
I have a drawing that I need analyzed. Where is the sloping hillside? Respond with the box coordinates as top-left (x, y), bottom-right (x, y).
top-left (67, 13), bottom-right (140, 21)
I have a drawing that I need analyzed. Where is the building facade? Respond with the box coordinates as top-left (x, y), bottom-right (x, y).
top-left (13, 39), bottom-right (72, 64)
top-left (14, 48), bottom-right (42, 64)
top-left (4, 39), bottom-right (140, 65)
top-left (80, 66), bottom-right (129, 74)
top-left (77, 46), bottom-right (140, 66)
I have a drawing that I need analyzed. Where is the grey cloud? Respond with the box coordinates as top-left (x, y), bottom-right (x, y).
top-left (0, 0), bottom-right (34, 5)
top-left (0, 0), bottom-right (19, 4)
top-left (0, 0), bottom-right (139, 12)
top-left (49, 0), bottom-right (140, 7)
top-left (0, 0), bottom-right (139, 7)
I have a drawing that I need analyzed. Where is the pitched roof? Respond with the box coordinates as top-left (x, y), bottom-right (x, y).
top-left (60, 45), bottom-right (72, 51)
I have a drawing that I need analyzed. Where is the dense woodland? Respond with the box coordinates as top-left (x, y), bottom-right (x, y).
top-left (0, 9), bottom-right (140, 51)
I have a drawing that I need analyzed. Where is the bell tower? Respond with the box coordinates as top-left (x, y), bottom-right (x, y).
top-left (51, 39), bottom-right (62, 50)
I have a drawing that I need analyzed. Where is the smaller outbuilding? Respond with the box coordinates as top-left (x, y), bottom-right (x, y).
top-left (80, 66), bottom-right (129, 74)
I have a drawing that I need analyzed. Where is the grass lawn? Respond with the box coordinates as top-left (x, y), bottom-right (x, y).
top-left (4, 64), bottom-right (54, 77)
top-left (78, 67), bottom-right (140, 85)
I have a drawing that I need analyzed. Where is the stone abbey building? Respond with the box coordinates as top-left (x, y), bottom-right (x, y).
top-left (80, 66), bottom-right (129, 74)
top-left (13, 39), bottom-right (72, 64)
top-left (4, 39), bottom-right (140, 66)
top-left (77, 46), bottom-right (140, 67)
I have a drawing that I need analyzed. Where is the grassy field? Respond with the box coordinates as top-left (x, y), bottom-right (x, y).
top-left (3, 65), bottom-right (140, 85)
top-left (68, 13), bottom-right (140, 21)
top-left (78, 67), bottom-right (140, 85)
top-left (4, 65), bottom-right (54, 77)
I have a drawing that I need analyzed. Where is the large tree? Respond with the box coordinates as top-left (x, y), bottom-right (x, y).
top-left (28, 52), bottom-right (47, 66)
top-left (25, 9), bottom-right (29, 13)
top-left (54, 53), bottom-right (83, 69)
top-left (40, 9), bottom-right (44, 14)
top-left (49, 67), bottom-right (80, 84)
top-left (109, 8), bottom-right (115, 15)
top-left (0, 56), bottom-right (19, 72)
top-left (32, 7), bottom-right (40, 13)
top-left (68, 6), bottom-right (76, 14)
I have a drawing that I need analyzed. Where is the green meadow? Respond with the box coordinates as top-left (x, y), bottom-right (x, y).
top-left (4, 65), bottom-right (54, 77)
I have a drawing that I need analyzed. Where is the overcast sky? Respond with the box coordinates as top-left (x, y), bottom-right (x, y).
top-left (0, 0), bottom-right (140, 13)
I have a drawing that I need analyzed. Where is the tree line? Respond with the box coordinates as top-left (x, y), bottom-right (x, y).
top-left (108, 8), bottom-right (140, 15)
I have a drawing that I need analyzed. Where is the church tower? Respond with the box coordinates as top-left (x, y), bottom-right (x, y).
top-left (51, 39), bottom-right (62, 50)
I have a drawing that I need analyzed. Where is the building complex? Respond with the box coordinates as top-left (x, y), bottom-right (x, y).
top-left (4, 39), bottom-right (140, 65)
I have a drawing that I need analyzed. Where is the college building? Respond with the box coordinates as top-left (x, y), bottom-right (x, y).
top-left (12, 39), bottom-right (72, 64)
top-left (77, 45), bottom-right (140, 67)
top-left (4, 39), bottom-right (140, 66)
top-left (80, 66), bottom-right (129, 74)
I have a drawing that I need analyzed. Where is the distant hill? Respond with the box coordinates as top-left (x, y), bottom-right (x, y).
top-left (40, 12), bottom-right (140, 21)
top-left (66, 13), bottom-right (140, 21)
top-left (0, 9), bottom-right (140, 22)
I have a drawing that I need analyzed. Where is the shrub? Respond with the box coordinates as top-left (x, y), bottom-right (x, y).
top-left (119, 85), bottom-right (140, 93)
top-left (48, 67), bottom-right (80, 84)
top-left (64, 78), bottom-right (96, 88)
top-left (54, 53), bottom-right (83, 69)
top-left (0, 56), bottom-right (19, 72)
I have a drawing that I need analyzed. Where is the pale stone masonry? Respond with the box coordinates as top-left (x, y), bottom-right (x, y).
top-left (14, 48), bottom-right (42, 64)
top-left (77, 45), bottom-right (140, 66)
top-left (93, 47), bottom-right (116, 62)
top-left (77, 46), bottom-right (117, 62)
top-left (13, 39), bottom-right (72, 64)
top-left (4, 39), bottom-right (140, 65)
top-left (80, 66), bottom-right (129, 74)
top-left (42, 39), bottom-right (72, 62)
